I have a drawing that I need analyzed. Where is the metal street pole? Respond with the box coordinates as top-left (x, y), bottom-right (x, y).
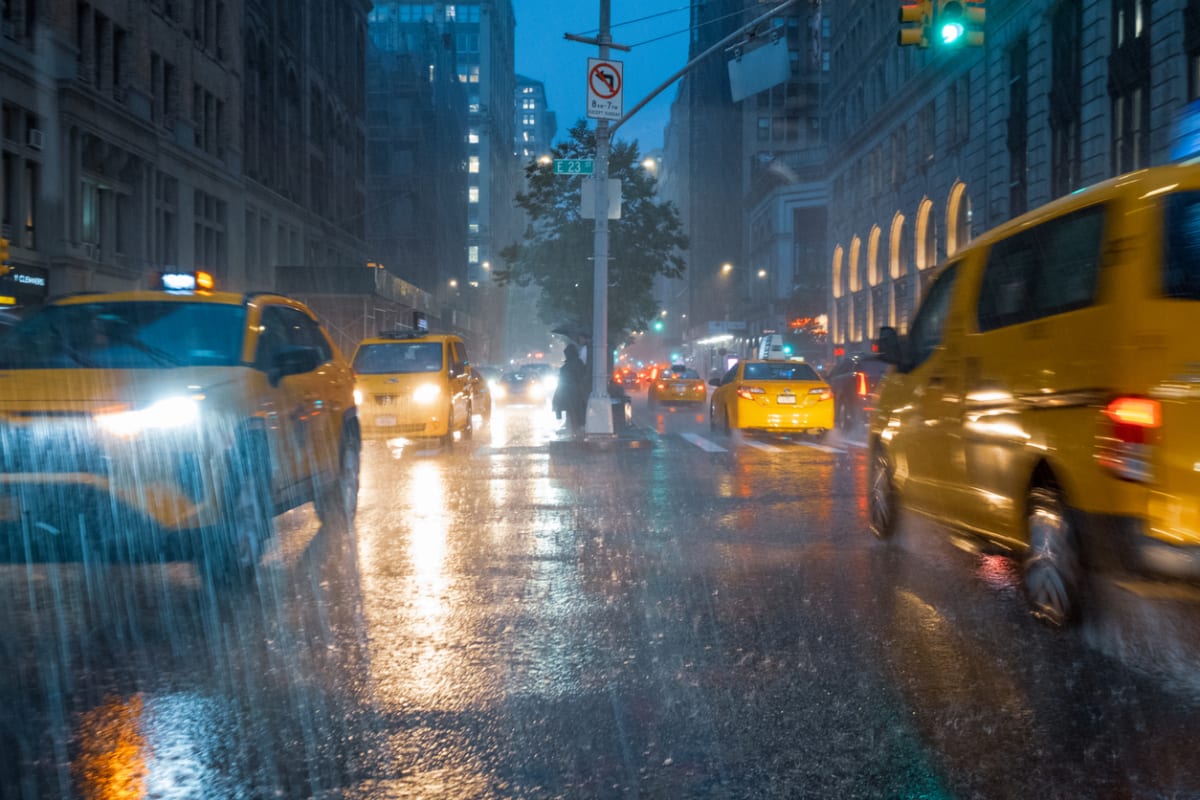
top-left (584, 0), bottom-right (614, 436)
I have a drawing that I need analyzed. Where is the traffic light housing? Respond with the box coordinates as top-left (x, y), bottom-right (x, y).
top-left (0, 237), bottom-right (9, 277)
top-left (935, 0), bottom-right (985, 48)
top-left (898, 0), bottom-right (931, 48)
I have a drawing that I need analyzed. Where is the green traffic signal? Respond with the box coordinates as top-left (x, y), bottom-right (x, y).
top-left (940, 19), bottom-right (965, 44)
top-left (652, 319), bottom-right (664, 332)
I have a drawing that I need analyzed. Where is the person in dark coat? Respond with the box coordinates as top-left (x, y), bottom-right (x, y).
top-left (553, 343), bottom-right (589, 434)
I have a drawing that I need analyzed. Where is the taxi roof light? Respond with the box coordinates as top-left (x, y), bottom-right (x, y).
top-left (161, 270), bottom-right (215, 292)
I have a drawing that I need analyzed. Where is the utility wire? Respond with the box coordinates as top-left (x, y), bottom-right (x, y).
top-left (576, 4), bottom-right (691, 35)
top-left (625, 6), bottom-right (773, 50)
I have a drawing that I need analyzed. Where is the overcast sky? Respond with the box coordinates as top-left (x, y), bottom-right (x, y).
top-left (514, 0), bottom-right (692, 154)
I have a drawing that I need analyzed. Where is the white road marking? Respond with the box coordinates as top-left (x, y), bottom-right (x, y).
top-left (741, 438), bottom-right (782, 452)
top-left (682, 433), bottom-right (727, 452)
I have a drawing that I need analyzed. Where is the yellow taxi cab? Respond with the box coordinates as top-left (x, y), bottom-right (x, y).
top-left (870, 162), bottom-right (1200, 626)
top-left (0, 271), bottom-right (360, 580)
top-left (708, 358), bottom-right (833, 436)
top-left (351, 330), bottom-right (476, 445)
top-left (647, 364), bottom-right (707, 406)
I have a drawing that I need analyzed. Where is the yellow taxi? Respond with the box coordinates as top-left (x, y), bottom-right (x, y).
top-left (870, 162), bottom-right (1200, 626)
top-left (647, 364), bottom-right (707, 406)
top-left (708, 359), bottom-right (833, 436)
top-left (0, 272), bottom-right (360, 580)
top-left (351, 331), bottom-right (476, 445)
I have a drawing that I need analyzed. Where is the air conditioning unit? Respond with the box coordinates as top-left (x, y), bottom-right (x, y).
top-left (27, 129), bottom-right (43, 150)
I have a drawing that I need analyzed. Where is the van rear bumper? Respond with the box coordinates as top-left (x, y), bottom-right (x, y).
top-left (1074, 510), bottom-right (1200, 580)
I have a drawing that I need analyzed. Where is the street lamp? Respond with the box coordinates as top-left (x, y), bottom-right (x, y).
top-left (449, 279), bottom-right (459, 289)
top-left (757, 268), bottom-right (767, 278)
top-left (721, 262), bottom-right (733, 275)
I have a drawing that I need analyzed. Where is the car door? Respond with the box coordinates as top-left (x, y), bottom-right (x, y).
top-left (255, 305), bottom-right (328, 491)
top-left (447, 340), bottom-right (469, 425)
top-left (889, 263), bottom-right (969, 518)
top-left (281, 307), bottom-right (351, 481)
top-left (250, 304), bottom-right (303, 494)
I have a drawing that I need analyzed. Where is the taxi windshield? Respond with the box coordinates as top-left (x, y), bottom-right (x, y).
top-left (743, 362), bottom-right (821, 382)
top-left (353, 342), bottom-right (443, 374)
top-left (0, 301), bottom-right (246, 369)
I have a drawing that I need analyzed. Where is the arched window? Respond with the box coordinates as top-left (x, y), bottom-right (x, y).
top-left (848, 237), bottom-right (862, 293)
top-left (915, 199), bottom-right (935, 271)
top-left (867, 225), bottom-right (882, 287)
top-left (831, 245), bottom-right (844, 298)
top-left (946, 182), bottom-right (971, 256)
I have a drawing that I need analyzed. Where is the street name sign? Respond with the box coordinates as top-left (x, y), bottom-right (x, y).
top-left (586, 58), bottom-right (623, 121)
top-left (554, 159), bottom-right (594, 175)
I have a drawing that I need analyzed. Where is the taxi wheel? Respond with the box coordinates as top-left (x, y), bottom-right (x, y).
top-left (868, 448), bottom-right (897, 540)
top-left (1022, 484), bottom-right (1082, 627)
top-left (204, 438), bottom-right (273, 584)
top-left (315, 429), bottom-right (360, 532)
top-left (836, 401), bottom-right (849, 430)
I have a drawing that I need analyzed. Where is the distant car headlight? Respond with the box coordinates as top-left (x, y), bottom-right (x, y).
top-left (413, 383), bottom-right (441, 404)
top-left (529, 382), bottom-right (545, 399)
top-left (542, 375), bottom-right (558, 392)
top-left (492, 384), bottom-right (507, 400)
top-left (94, 396), bottom-right (202, 437)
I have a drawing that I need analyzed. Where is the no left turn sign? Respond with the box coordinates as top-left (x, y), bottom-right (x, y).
top-left (587, 58), bottom-right (623, 121)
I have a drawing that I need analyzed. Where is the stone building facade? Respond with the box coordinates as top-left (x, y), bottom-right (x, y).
top-left (825, 0), bottom-right (1200, 353)
top-left (0, 0), bottom-right (368, 310)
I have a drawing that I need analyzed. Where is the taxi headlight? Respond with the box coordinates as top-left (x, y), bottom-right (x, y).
top-left (529, 382), bottom-right (545, 399)
top-left (413, 383), bottom-right (441, 404)
top-left (492, 384), bottom-right (507, 400)
top-left (94, 396), bottom-right (202, 437)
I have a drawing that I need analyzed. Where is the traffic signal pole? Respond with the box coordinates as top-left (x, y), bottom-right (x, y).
top-left (570, 0), bottom-right (804, 437)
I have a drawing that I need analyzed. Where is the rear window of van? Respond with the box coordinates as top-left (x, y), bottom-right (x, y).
top-left (1165, 192), bottom-right (1200, 300)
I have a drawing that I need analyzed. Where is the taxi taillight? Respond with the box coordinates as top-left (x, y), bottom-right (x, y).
top-left (1097, 396), bottom-right (1161, 482)
top-left (736, 386), bottom-right (765, 401)
top-left (856, 371), bottom-right (868, 397)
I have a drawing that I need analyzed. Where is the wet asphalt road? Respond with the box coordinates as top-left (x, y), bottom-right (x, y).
top-left (4, 395), bottom-right (1200, 798)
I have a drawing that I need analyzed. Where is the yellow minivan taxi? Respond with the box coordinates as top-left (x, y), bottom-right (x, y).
top-left (351, 331), bottom-right (475, 444)
top-left (869, 163), bottom-right (1200, 626)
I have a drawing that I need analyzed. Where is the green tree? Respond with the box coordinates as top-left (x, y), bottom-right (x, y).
top-left (497, 120), bottom-right (687, 346)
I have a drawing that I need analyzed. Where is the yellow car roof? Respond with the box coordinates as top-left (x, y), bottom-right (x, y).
top-left (357, 332), bottom-right (459, 346)
top-left (52, 289), bottom-right (256, 306)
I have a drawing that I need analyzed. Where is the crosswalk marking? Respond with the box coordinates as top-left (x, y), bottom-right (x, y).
top-left (681, 433), bottom-right (727, 452)
top-left (675, 432), bottom-right (853, 454)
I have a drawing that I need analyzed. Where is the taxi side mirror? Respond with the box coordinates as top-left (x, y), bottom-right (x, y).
top-left (269, 346), bottom-right (322, 385)
top-left (876, 327), bottom-right (905, 370)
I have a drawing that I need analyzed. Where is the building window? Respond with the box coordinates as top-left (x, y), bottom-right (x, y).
top-left (1050, 0), bottom-right (1082, 198)
top-left (469, 222), bottom-right (479, 234)
top-left (1111, 0), bottom-right (1151, 174)
top-left (468, 156), bottom-right (479, 173)
top-left (468, 130), bottom-right (479, 144)
top-left (1187, 0), bottom-right (1200, 100)
top-left (193, 189), bottom-right (227, 276)
top-left (468, 186), bottom-right (479, 203)
top-left (468, 245), bottom-right (479, 263)
top-left (522, 113), bottom-right (535, 126)
top-left (1008, 36), bottom-right (1028, 216)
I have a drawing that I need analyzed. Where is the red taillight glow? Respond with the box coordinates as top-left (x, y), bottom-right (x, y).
top-left (856, 371), bottom-right (868, 397)
top-left (1097, 396), bottom-right (1161, 482)
top-left (1105, 397), bottom-right (1161, 429)
top-left (737, 386), bottom-right (766, 401)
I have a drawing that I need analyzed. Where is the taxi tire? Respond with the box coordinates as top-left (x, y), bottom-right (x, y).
top-left (868, 447), bottom-right (898, 540)
top-left (1022, 484), bottom-right (1082, 627)
top-left (315, 428), bottom-right (360, 532)
top-left (203, 436), bottom-right (273, 585)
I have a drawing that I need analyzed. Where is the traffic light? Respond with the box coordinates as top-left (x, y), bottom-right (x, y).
top-left (898, 0), bottom-right (931, 48)
top-left (0, 237), bottom-right (9, 277)
top-left (652, 319), bottom-right (664, 332)
top-left (934, 0), bottom-right (984, 48)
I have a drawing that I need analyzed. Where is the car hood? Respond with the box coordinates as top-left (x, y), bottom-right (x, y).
top-left (0, 367), bottom-right (244, 414)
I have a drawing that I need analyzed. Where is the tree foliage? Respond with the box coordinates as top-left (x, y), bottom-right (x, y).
top-left (497, 120), bottom-right (687, 344)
